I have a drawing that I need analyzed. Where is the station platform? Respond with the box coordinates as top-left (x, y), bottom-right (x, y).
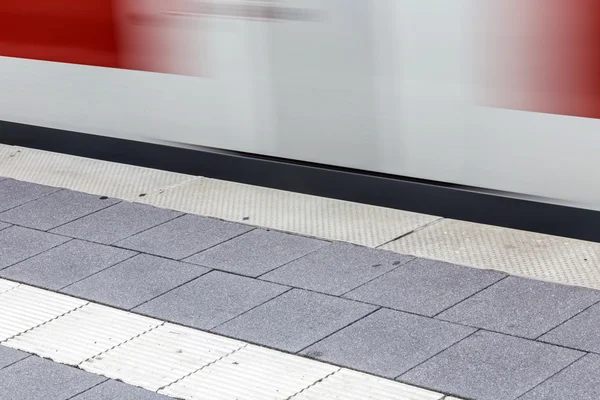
top-left (1, 144), bottom-right (600, 400)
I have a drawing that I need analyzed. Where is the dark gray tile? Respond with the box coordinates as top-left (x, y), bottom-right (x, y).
top-left (0, 239), bottom-right (136, 290)
top-left (115, 214), bottom-right (252, 260)
top-left (345, 258), bottom-right (506, 317)
top-left (0, 226), bottom-right (69, 270)
top-left (301, 308), bottom-right (475, 378)
top-left (401, 331), bottom-right (583, 400)
top-left (213, 289), bottom-right (377, 353)
top-left (184, 229), bottom-right (328, 277)
top-left (438, 276), bottom-right (600, 339)
top-left (0, 189), bottom-right (119, 230)
top-left (539, 302), bottom-right (600, 352)
top-left (50, 202), bottom-right (182, 244)
top-left (134, 271), bottom-right (289, 329)
top-left (71, 379), bottom-right (171, 399)
top-left (261, 243), bottom-right (413, 296)
top-left (519, 353), bottom-right (600, 400)
top-left (0, 346), bottom-right (29, 370)
top-left (61, 254), bottom-right (209, 309)
top-left (0, 356), bottom-right (104, 400)
top-left (0, 179), bottom-right (60, 212)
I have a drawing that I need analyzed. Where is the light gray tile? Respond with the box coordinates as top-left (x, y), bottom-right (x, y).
top-left (519, 353), bottom-right (600, 399)
top-left (71, 379), bottom-right (171, 399)
top-left (50, 202), bottom-right (182, 244)
top-left (134, 271), bottom-right (288, 329)
top-left (301, 308), bottom-right (475, 378)
top-left (61, 254), bottom-right (209, 309)
top-left (0, 226), bottom-right (69, 270)
top-left (0, 190), bottom-right (119, 230)
top-left (0, 239), bottom-right (136, 290)
top-left (345, 258), bottom-right (506, 317)
top-left (213, 289), bottom-right (377, 353)
top-left (438, 276), bottom-right (600, 338)
top-left (0, 346), bottom-right (29, 370)
top-left (0, 356), bottom-right (104, 400)
top-left (185, 229), bottom-right (328, 277)
top-left (116, 214), bottom-right (252, 260)
top-left (401, 331), bottom-right (583, 400)
top-left (0, 179), bottom-right (60, 212)
top-left (261, 243), bottom-right (413, 296)
top-left (0, 221), bottom-right (9, 231)
top-left (540, 302), bottom-right (600, 352)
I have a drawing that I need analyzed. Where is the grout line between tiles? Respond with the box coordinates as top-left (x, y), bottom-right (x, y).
top-left (286, 367), bottom-right (342, 400)
top-left (376, 216), bottom-right (444, 249)
top-left (65, 378), bottom-right (110, 400)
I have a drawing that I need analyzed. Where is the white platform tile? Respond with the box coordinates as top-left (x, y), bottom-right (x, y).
top-left (0, 146), bottom-right (195, 200)
top-left (139, 177), bottom-right (438, 247)
top-left (0, 285), bottom-right (86, 341)
top-left (81, 323), bottom-right (245, 391)
top-left (382, 219), bottom-right (600, 290)
top-left (161, 345), bottom-right (339, 400)
top-left (292, 369), bottom-right (444, 400)
top-left (4, 303), bottom-right (161, 365)
top-left (0, 278), bottom-right (19, 295)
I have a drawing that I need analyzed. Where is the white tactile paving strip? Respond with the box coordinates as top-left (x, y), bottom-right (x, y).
top-left (0, 278), bottom-right (451, 400)
top-left (382, 219), bottom-right (600, 290)
top-left (0, 278), bottom-right (19, 295)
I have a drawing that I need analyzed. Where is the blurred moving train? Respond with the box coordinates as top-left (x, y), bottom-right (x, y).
top-left (1, 0), bottom-right (600, 236)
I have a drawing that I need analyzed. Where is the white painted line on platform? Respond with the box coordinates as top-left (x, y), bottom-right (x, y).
top-left (160, 345), bottom-right (339, 400)
top-left (80, 323), bottom-right (247, 391)
top-left (4, 303), bottom-right (161, 365)
top-left (0, 278), bottom-right (20, 295)
top-left (382, 219), bottom-right (600, 290)
top-left (0, 278), bottom-right (453, 400)
top-left (291, 369), bottom-right (444, 400)
top-left (0, 285), bottom-right (86, 341)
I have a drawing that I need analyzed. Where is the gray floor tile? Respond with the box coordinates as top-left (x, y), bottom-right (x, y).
top-left (401, 330), bottom-right (583, 400)
top-left (71, 379), bottom-right (171, 399)
top-left (0, 356), bottom-right (104, 400)
top-left (0, 179), bottom-right (60, 212)
top-left (301, 308), bottom-right (475, 378)
top-left (184, 229), bottom-right (329, 277)
top-left (261, 243), bottom-right (413, 296)
top-left (50, 202), bottom-right (182, 244)
top-left (0, 346), bottom-right (29, 370)
top-left (0, 221), bottom-right (9, 231)
top-left (345, 258), bottom-right (506, 317)
top-left (0, 239), bottom-right (136, 290)
top-left (438, 276), bottom-right (600, 339)
top-left (539, 302), bottom-right (600, 352)
top-left (134, 270), bottom-right (289, 329)
top-left (61, 254), bottom-right (209, 309)
top-left (115, 214), bottom-right (252, 260)
top-left (0, 189), bottom-right (119, 231)
top-left (213, 289), bottom-right (377, 353)
top-left (519, 353), bottom-right (600, 400)
top-left (0, 226), bottom-right (69, 270)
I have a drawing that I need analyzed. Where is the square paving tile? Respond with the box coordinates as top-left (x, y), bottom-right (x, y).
top-left (0, 346), bottom-right (29, 370)
top-left (301, 308), bottom-right (475, 378)
top-left (213, 289), bottom-right (378, 353)
top-left (261, 243), bottom-right (413, 296)
top-left (539, 302), bottom-right (600, 352)
top-left (0, 221), bottom-right (9, 231)
top-left (0, 239), bottom-right (136, 290)
top-left (0, 226), bottom-right (69, 270)
top-left (61, 254), bottom-right (210, 309)
top-left (438, 276), bottom-right (600, 338)
top-left (185, 229), bottom-right (329, 277)
top-left (345, 258), bottom-right (506, 317)
top-left (0, 179), bottom-right (60, 212)
top-left (0, 189), bottom-right (119, 231)
top-left (0, 356), bottom-right (104, 400)
top-left (71, 379), bottom-right (172, 399)
top-left (400, 330), bottom-right (583, 400)
top-left (519, 353), bottom-right (600, 399)
top-left (134, 270), bottom-right (289, 329)
top-left (50, 202), bottom-right (182, 244)
top-left (115, 214), bottom-right (252, 260)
